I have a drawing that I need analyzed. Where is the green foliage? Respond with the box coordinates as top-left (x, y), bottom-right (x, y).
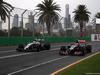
top-left (10, 27), bottom-right (20, 36)
top-left (10, 27), bottom-right (32, 37)
top-left (36, 0), bottom-right (61, 35)
top-left (95, 12), bottom-right (100, 18)
top-left (23, 29), bottom-right (32, 37)
top-left (73, 5), bottom-right (91, 23)
top-left (0, 0), bottom-right (13, 22)
top-left (10, 27), bottom-right (42, 37)
top-left (0, 29), bottom-right (7, 36)
top-left (34, 31), bottom-right (41, 37)
top-left (73, 5), bottom-right (91, 35)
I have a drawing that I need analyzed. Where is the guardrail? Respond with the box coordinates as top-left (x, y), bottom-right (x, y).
top-left (0, 37), bottom-right (91, 46)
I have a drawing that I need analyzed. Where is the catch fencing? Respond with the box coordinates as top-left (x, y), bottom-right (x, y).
top-left (0, 7), bottom-right (96, 37)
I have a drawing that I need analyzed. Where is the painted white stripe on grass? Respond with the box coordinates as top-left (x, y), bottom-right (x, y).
top-left (7, 56), bottom-right (69, 75)
top-left (0, 53), bottom-right (33, 59)
top-left (0, 50), bottom-right (15, 53)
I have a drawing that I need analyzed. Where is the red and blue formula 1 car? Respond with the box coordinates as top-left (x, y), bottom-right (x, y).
top-left (59, 40), bottom-right (92, 55)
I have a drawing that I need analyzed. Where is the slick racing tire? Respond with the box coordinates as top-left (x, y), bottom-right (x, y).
top-left (60, 46), bottom-right (66, 51)
top-left (18, 44), bottom-right (24, 48)
top-left (80, 47), bottom-right (85, 55)
top-left (16, 44), bottom-right (24, 52)
top-left (86, 45), bottom-right (92, 53)
top-left (44, 43), bottom-right (51, 50)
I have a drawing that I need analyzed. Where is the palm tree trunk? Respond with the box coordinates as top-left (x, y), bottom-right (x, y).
top-left (79, 21), bottom-right (83, 37)
top-left (96, 24), bottom-right (97, 34)
top-left (46, 21), bottom-right (51, 36)
top-left (0, 0), bottom-right (3, 3)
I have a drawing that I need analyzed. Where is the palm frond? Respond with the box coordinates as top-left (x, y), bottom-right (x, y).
top-left (95, 12), bottom-right (100, 18)
top-left (0, 1), bottom-right (13, 22)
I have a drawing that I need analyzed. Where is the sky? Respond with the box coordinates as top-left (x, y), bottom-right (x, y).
top-left (5, 0), bottom-right (100, 21)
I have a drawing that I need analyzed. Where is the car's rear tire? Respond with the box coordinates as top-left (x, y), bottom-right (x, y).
top-left (16, 44), bottom-right (24, 52)
top-left (44, 43), bottom-right (51, 50)
top-left (80, 47), bottom-right (85, 55)
top-left (18, 44), bottom-right (24, 48)
top-left (86, 45), bottom-right (92, 53)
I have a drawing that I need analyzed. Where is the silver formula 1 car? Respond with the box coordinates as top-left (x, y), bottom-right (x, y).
top-left (16, 39), bottom-right (51, 52)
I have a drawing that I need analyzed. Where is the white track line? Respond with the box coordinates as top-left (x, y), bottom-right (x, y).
top-left (0, 53), bottom-right (33, 59)
top-left (7, 56), bottom-right (69, 75)
top-left (0, 45), bottom-right (60, 54)
top-left (0, 50), bottom-right (15, 53)
top-left (0, 48), bottom-right (59, 60)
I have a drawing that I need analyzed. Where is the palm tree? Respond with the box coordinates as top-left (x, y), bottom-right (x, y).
top-left (95, 12), bottom-right (100, 18)
top-left (0, 0), bottom-right (13, 22)
top-left (92, 12), bottom-right (100, 26)
top-left (36, 0), bottom-right (61, 36)
top-left (73, 5), bottom-right (91, 36)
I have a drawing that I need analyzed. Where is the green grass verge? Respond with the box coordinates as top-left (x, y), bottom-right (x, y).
top-left (60, 53), bottom-right (100, 75)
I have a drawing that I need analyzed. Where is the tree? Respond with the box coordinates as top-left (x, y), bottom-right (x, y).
top-left (10, 27), bottom-right (20, 36)
top-left (95, 12), bottom-right (100, 18)
top-left (0, 29), bottom-right (7, 36)
top-left (10, 27), bottom-right (34, 37)
top-left (0, 0), bottom-right (13, 22)
top-left (73, 5), bottom-right (91, 36)
top-left (36, 0), bottom-right (61, 36)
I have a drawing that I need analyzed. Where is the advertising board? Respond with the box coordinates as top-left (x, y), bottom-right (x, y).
top-left (91, 34), bottom-right (100, 41)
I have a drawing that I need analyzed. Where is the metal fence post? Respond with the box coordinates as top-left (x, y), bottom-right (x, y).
top-left (51, 15), bottom-right (57, 37)
top-left (31, 12), bottom-right (38, 37)
top-left (8, 13), bottom-right (10, 37)
top-left (8, 8), bottom-right (14, 37)
top-left (21, 10), bottom-right (27, 37)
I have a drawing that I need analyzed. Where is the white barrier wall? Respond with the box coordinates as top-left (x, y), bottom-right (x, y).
top-left (91, 34), bottom-right (100, 41)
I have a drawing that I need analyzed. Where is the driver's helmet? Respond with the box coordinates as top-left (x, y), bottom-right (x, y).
top-left (76, 40), bottom-right (79, 43)
top-left (34, 39), bottom-right (38, 42)
top-left (75, 43), bottom-right (78, 45)
top-left (34, 39), bottom-right (36, 41)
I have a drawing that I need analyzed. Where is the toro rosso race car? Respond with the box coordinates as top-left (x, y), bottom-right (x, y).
top-left (59, 40), bottom-right (92, 55)
top-left (16, 39), bottom-right (51, 52)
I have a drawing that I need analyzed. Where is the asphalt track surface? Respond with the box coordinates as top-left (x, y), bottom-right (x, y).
top-left (0, 42), bottom-right (100, 75)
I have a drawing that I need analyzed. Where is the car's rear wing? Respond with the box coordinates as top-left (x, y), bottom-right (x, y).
top-left (36, 39), bottom-right (45, 41)
top-left (78, 40), bottom-right (87, 47)
top-left (35, 39), bottom-right (46, 43)
top-left (78, 40), bottom-right (86, 43)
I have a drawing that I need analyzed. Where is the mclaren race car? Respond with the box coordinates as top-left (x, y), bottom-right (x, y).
top-left (59, 40), bottom-right (92, 55)
top-left (16, 39), bottom-right (51, 52)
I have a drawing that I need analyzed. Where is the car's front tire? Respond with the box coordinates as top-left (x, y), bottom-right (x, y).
top-left (86, 45), bottom-right (92, 53)
top-left (44, 43), bottom-right (51, 50)
top-left (80, 47), bottom-right (85, 55)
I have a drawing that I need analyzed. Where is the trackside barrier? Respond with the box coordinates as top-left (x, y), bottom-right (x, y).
top-left (0, 37), bottom-right (91, 46)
